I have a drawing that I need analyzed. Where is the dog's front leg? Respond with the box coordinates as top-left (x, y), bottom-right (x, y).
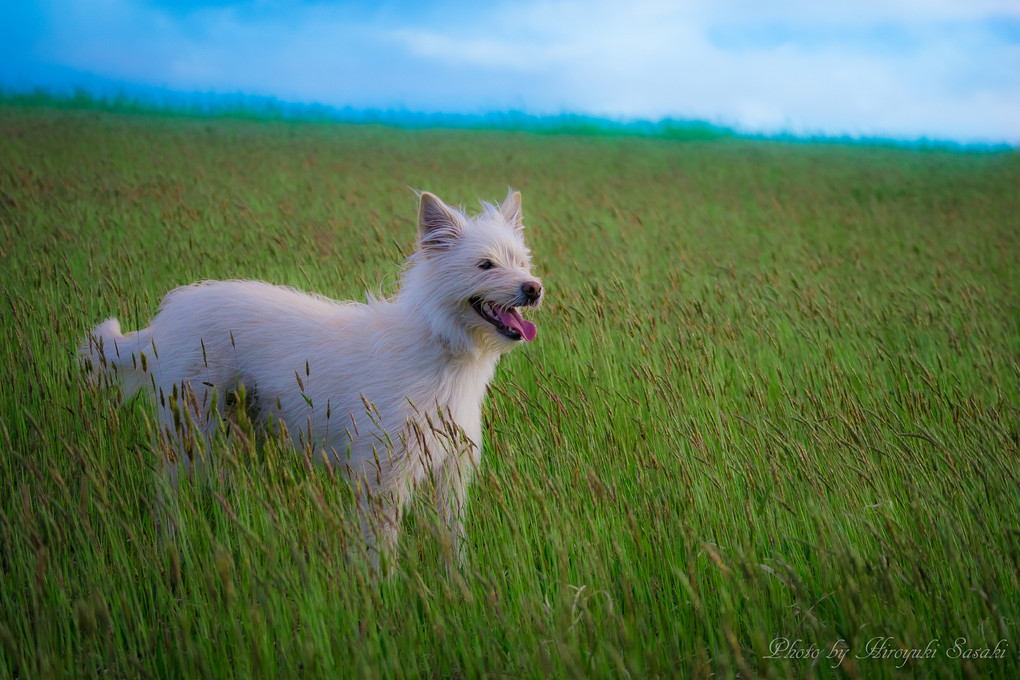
top-left (435, 446), bottom-right (479, 569)
top-left (356, 487), bottom-right (404, 578)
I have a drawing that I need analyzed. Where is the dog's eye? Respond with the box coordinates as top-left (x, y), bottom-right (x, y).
top-left (478, 260), bottom-right (495, 270)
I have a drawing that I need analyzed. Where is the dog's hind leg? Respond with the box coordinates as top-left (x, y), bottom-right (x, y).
top-left (152, 378), bottom-right (224, 538)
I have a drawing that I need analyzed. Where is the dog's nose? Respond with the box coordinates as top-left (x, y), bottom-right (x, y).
top-left (521, 281), bottom-right (542, 302)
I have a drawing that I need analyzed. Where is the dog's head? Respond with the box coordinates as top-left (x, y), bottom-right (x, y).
top-left (403, 189), bottom-right (543, 355)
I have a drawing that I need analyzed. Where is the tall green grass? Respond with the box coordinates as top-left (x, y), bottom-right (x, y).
top-left (1, 104), bottom-right (1018, 678)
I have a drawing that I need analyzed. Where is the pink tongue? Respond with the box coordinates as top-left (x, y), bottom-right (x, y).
top-left (496, 307), bottom-right (537, 341)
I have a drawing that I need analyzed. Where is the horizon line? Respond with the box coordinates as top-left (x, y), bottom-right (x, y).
top-left (1, 84), bottom-right (1014, 152)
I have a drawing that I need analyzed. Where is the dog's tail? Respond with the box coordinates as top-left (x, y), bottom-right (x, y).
top-left (79, 318), bottom-right (152, 401)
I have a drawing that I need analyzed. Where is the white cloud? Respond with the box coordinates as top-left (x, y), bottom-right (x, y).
top-left (18, 0), bottom-right (1020, 142)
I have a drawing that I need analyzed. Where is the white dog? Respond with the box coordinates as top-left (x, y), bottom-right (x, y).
top-left (81, 189), bottom-right (542, 569)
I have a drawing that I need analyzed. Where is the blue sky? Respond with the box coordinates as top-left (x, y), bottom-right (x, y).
top-left (2, 1), bottom-right (1018, 143)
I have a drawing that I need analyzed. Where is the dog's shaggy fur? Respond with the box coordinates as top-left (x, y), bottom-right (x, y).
top-left (81, 190), bottom-right (542, 567)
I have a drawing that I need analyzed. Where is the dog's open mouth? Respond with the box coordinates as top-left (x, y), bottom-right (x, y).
top-left (470, 298), bottom-right (537, 341)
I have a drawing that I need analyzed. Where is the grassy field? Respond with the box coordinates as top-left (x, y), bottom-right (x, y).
top-left (1, 104), bottom-right (1018, 678)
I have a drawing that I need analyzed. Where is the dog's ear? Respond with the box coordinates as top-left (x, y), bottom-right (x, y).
top-left (501, 189), bottom-right (524, 233)
top-left (418, 192), bottom-right (463, 250)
